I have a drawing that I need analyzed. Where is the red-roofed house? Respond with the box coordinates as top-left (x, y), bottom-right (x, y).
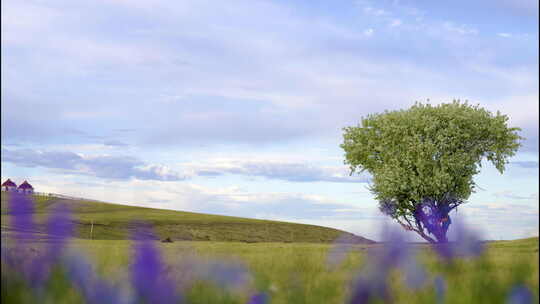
top-left (1, 179), bottom-right (18, 192)
top-left (17, 180), bottom-right (34, 194)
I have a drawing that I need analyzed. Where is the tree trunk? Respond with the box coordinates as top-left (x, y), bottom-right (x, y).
top-left (417, 230), bottom-right (437, 244)
top-left (413, 213), bottom-right (451, 243)
top-left (434, 231), bottom-right (448, 243)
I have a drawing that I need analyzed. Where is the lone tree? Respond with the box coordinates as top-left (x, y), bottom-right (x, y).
top-left (341, 101), bottom-right (522, 243)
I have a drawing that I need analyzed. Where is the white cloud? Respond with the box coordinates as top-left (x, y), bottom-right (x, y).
top-left (497, 32), bottom-right (512, 38)
top-left (442, 22), bottom-right (478, 35)
top-left (2, 148), bottom-right (371, 184)
top-left (363, 7), bottom-right (388, 17)
top-left (498, 0), bottom-right (539, 17)
top-left (493, 190), bottom-right (539, 200)
top-left (1, 148), bottom-right (187, 181)
top-left (478, 94), bottom-right (539, 151)
top-left (2, 0), bottom-right (537, 150)
top-left (489, 95), bottom-right (539, 127)
top-left (389, 19), bottom-right (402, 27)
top-left (363, 28), bottom-right (374, 37)
top-left (183, 159), bottom-right (371, 183)
top-left (1, 2), bottom-right (62, 45)
top-left (511, 161), bottom-right (539, 168)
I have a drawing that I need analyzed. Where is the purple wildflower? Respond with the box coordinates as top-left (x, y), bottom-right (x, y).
top-left (326, 234), bottom-right (355, 269)
top-left (65, 254), bottom-right (130, 304)
top-left (169, 254), bottom-right (253, 294)
top-left (27, 203), bottom-right (75, 286)
top-left (130, 225), bottom-right (180, 304)
top-left (349, 226), bottom-right (427, 303)
top-left (349, 273), bottom-right (390, 304)
top-left (25, 255), bottom-right (51, 287)
top-left (507, 285), bottom-right (533, 304)
top-left (377, 227), bottom-right (426, 289)
top-left (205, 261), bottom-right (251, 289)
top-left (1, 245), bottom-right (38, 282)
top-left (246, 292), bottom-right (269, 304)
top-left (434, 221), bottom-right (484, 261)
top-left (373, 226), bottom-right (409, 268)
top-left (45, 204), bottom-right (73, 259)
top-left (402, 257), bottom-right (427, 290)
top-left (434, 276), bottom-right (446, 304)
top-left (5, 193), bottom-right (54, 286)
top-left (9, 193), bottom-right (35, 241)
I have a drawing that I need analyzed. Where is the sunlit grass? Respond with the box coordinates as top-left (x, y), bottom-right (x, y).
top-left (1, 193), bottom-right (370, 243)
top-left (1, 192), bottom-right (538, 303)
top-left (35, 238), bottom-right (534, 304)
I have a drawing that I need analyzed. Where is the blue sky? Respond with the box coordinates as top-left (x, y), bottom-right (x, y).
top-left (2, 0), bottom-right (538, 241)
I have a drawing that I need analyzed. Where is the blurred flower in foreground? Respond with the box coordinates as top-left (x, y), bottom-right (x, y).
top-left (347, 226), bottom-right (427, 303)
top-left (326, 234), bottom-right (355, 269)
top-left (5, 194), bottom-right (74, 286)
top-left (204, 260), bottom-right (252, 290)
top-left (402, 257), bottom-right (428, 290)
top-left (8, 193), bottom-right (35, 241)
top-left (3, 194), bottom-right (130, 303)
top-left (433, 221), bottom-right (484, 262)
top-left (2, 194), bottom-right (32, 270)
top-left (507, 285), bottom-right (533, 304)
top-left (131, 224), bottom-right (181, 304)
top-left (65, 254), bottom-right (129, 304)
top-left (247, 292), bottom-right (269, 304)
top-left (433, 276), bottom-right (446, 304)
top-left (46, 204), bottom-right (73, 257)
top-left (28, 203), bottom-right (74, 286)
top-left (349, 272), bottom-right (390, 304)
top-left (165, 253), bottom-right (255, 296)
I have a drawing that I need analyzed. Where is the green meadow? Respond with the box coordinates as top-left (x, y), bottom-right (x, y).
top-left (88, 238), bottom-right (539, 304)
top-left (0, 193), bottom-right (372, 244)
top-left (3, 237), bottom-right (538, 304)
top-left (1, 193), bottom-right (539, 303)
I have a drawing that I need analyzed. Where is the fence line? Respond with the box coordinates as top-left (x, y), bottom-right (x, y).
top-left (33, 192), bottom-right (105, 203)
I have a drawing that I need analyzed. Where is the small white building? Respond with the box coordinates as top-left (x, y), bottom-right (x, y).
top-left (1, 179), bottom-right (18, 192)
top-left (17, 180), bottom-right (34, 194)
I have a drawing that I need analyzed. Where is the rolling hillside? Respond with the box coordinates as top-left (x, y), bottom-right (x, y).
top-left (0, 193), bottom-right (375, 244)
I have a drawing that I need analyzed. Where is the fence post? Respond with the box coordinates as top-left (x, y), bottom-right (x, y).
top-left (90, 220), bottom-right (94, 240)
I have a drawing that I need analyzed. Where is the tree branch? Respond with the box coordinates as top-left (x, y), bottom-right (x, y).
top-left (396, 217), bottom-right (437, 243)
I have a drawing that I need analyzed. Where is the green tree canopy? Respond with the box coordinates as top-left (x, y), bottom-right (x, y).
top-left (341, 101), bottom-right (522, 243)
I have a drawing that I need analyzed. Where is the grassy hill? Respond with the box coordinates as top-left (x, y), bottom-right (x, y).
top-left (486, 236), bottom-right (539, 252)
top-left (0, 193), bottom-right (374, 244)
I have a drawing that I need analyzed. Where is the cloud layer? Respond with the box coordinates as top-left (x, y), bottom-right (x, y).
top-left (1, 148), bottom-right (186, 181)
top-left (1, 0), bottom-right (537, 240)
top-left (2, 148), bottom-right (369, 183)
top-left (2, 0), bottom-right (537, 148)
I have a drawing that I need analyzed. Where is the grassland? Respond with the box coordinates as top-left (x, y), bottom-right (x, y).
top-left (2, 192), bottom-right (539, 303)
top-left (3, 237), bottom-right (538, 304)
top-left (0, 193), bottom-right (373, 243)
top-left (87, 238), bottom-right (539, 303)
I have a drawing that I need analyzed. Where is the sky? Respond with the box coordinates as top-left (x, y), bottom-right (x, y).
top-left (1, 0), bottom-right (538, 241)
